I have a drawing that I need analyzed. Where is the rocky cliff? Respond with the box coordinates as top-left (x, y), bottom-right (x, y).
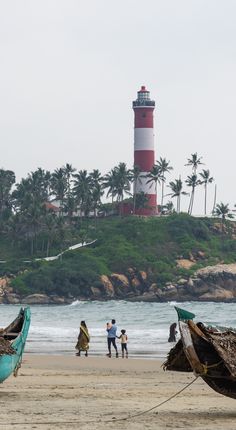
top-left (2, 263), bottom-right (236, 304)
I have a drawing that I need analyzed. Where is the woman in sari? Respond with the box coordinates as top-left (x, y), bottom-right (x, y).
top-left (75, 321), bottom-right (90, 356)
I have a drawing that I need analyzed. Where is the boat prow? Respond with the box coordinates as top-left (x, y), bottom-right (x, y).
top-left (0, 307), bottom-right (31, 383)
top-left (164, 307), bottom-right (236, 399)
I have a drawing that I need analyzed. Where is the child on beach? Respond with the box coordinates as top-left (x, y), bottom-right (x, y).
top-left (118, 329), bottom-right (128, 358)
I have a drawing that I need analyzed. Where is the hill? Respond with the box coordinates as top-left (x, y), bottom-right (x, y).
top-left (1, 213), bottom-right (236, 303)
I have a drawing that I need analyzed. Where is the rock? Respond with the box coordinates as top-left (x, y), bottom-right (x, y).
top-left (22, 294), bottom-right (50, 304)
top-left (90, 287), bottom-right (102, 298)
top-left (139, 271), bottom-right (147, 281)
top-left (131, 277), bottom-right (142, 289)
top-left (160, 284), bottom-right (178, 300)
top-left (176, 259), bottom-right (195, 269)
top-left (189, 253), bottom-right (196, 262)
top-left (149, 283), bottom-right (158, 292)
top-left (0, 277), bottom-right (9, 288)
top-left (177, 278), bottom-right (188, 285)
top-left (110, 273), bottom-right (129, 287)
top-left (50, 296), bottom-right (67, 304)
top-left (196, 263), bottom-right (236, 278)
top-left (6, 294), bottom-right (20, 304)
top-left (100, 275), bottom-right (115, 297)
top-left (199, 288), bottom-right (234, 301)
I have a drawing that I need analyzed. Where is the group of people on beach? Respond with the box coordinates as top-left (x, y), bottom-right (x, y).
top-left (75, 319), bottom-right (128, 358)
top-left (75, 320), bottom-right (177, 357)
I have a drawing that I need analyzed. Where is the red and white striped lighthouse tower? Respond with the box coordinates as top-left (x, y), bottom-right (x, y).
top-left (133, 85), bottom-right (157, 215)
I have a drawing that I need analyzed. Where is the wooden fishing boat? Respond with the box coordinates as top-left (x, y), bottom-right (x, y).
top-left (0, 307), bottom-right (31, 383)
top-left (163, 307), bottom-right (236, 399)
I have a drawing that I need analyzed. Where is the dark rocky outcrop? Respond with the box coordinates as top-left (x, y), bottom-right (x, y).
top-left (2, 263), bottom-right (236, 303)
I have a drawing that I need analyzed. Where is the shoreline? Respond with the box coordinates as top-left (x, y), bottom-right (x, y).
top-left (1, 354), bottom-right (236, 429)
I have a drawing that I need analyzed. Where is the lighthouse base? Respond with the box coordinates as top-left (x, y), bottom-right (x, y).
top-left (134, 194), bottom-right (157, 216)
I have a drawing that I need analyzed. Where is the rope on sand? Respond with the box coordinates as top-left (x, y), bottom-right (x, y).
top-left (104, 375), bottom-right (199, 422)
top-left (0, 376), bottom-right (199, 426)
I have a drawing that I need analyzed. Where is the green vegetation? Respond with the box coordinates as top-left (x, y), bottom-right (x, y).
top-left (1, 214), bottom-right (236, 298)
top-left (0, 152), bottom-right (235, 299)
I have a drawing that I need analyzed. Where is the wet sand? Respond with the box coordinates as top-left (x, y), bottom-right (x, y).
top-left (0, 354), bottom-right (235, 429)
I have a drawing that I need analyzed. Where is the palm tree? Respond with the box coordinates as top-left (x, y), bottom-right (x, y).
top-left (163, 200), bottom-right (175, 215)
top-left (185, 153), bottom-right (204, 174)
top-left (129, 165), bottom-right (142, 214)
top-left (185, 174), bottom-right (200, 215)
top-left (63, 163), bottom-right (76, 195)
top-left (43, 212), bottom-right (58, 257)
top-left (90, 169), bottom-right (103, 186)
top-left (199, 169), bottom-right (214, 216)
top-left (73, 170), bottom-right (92, 219)
top-left (168, 177), bottom-right (188, 213)
top-left (0, 169), bottom-right (15, 225)
top-left (145, 165), bottom-right (162, 212)
top-left (103, 168), bottom-right (118, 206)
top-left (50, 168), bottom-right (67, 214)
top-left (114, 163), bottom-right (131, 215)
top-left (213, 202), bottom-right (234, 233)
top-left (156, 157), bottom-right (173, 213)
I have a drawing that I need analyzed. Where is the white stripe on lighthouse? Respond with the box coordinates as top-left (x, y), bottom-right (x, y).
top-left (134, 128), bottom-right (154, 151)
top-left (134, 172), bottom-right (156, 194)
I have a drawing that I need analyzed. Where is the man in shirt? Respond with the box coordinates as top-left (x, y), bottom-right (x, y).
top-left (106, 319), bottom-right (118, 358)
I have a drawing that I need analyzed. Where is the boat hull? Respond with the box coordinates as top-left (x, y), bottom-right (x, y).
top-left (179, 320), bottom-right (236, 399)
top-left (0, 307), bottom-right (31, 383)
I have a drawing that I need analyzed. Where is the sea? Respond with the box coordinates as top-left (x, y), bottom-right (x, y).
top-left (1, 301), bottom-right (236, 360)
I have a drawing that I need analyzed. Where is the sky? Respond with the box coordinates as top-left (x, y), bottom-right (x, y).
top-left (0, 0), bottom-right (236, 214)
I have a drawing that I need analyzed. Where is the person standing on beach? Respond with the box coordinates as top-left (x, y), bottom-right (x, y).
top-left (75, 321), bottom-right (90, 356)
top-left (118, 329), bottom-right (128, 358)
top-left (106, 319), bottom-right (118, 358)
top-left (168, 322), bottom-right (178, 342)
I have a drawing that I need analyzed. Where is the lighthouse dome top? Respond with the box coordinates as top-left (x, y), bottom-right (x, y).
top-left (133, 86), bottom-right (155, 108)
top-left (139, 85), bottom-right (148, 92)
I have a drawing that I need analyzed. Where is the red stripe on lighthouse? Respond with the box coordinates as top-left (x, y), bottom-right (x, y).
top-left (134, 108), bottom-right (154, 128)
top-left (134, 150), bottom-right (154, 172)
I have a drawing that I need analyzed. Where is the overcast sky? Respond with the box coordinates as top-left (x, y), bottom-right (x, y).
top-left (1, 0), bottom-right (235, 214)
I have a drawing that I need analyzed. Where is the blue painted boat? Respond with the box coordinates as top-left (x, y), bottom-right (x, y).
top-left (0, 307), bottom-right (31, 383)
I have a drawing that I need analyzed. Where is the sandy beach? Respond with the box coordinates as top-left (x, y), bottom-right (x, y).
top-left (0, 354), bottom-right (236, 430)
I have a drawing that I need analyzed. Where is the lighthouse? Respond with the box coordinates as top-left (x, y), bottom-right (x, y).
top-left (133, 86), bottom-right (157, 215)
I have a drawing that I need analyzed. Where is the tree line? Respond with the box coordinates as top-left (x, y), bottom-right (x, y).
top-left (0, 153), bottom-right (234, 257)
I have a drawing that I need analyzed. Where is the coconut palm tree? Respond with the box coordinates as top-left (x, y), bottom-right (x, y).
top-left (0, 169), bottom-right (15, 225)
top-left (168, 177), bottom-right (188, 213)
top-left (185, 174), bottom-right (201, 215)
top-left (63, 163), bottom-right (76, 195)
top-left (145, 165), bottom-right (162, 212)
top-left (199, 169), bottom-right (214, 216)
top-left (163, 200), bottom-right (175, 215)
top-left (113, 163), bottom-right (131, 215)
top-left (129, 165), bottom-right (142, 214)
top-left (185, 153), bottom-right (204, 174)
top-left (73, 170), bottom-right (92, 219)
top-left (103, 168), bottom-right (118, 206)
top-left (213, 202), bottom-right (234, 233)
top-left (50, 168), bottom-right (67, 214)
top-left (156, 157), bottom-right (173, 213)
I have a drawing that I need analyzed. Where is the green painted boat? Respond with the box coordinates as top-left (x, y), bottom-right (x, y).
top-left (0, 307), bottom-right (31, 383)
